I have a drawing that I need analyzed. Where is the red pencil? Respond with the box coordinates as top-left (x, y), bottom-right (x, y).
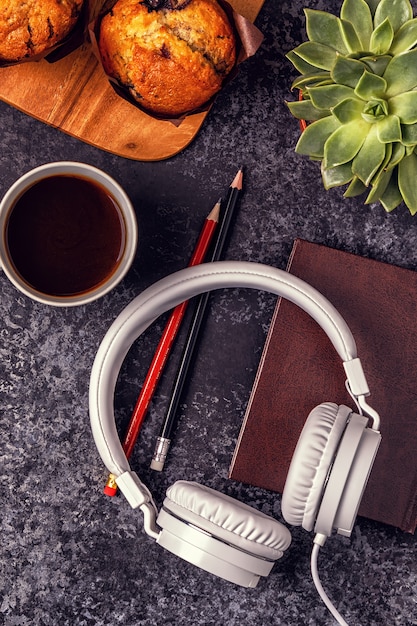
top-left (104, 200), bottom-right (220, 495)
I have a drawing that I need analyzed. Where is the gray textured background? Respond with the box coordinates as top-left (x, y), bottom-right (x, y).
top-left (1, 1), bottom-right (416, 625)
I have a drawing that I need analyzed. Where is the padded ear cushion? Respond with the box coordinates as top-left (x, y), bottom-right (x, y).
top-left (164, 480), bottom-right (291, 561)
top-left (281, 403), bottom-right (352, 531)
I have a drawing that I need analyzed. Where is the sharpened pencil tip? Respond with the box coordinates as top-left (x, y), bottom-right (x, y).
top-left (230, 168), bottom-right (243, 191)
top-left (207, 199), bottom-right (221, 222)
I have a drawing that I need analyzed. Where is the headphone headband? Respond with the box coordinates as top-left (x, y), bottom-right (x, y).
top-left (89, 261), bottom-right (376, 523)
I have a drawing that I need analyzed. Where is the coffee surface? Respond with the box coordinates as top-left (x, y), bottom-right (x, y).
top-left (6, 175), bottom-right (126, 296)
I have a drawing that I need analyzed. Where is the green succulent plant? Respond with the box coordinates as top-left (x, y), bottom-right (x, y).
top-left (286, 0), bottom-right (417, 214)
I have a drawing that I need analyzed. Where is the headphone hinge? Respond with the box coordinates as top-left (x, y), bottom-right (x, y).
top-left (343, 358), bottom-right (369, 397)
top-left (343, 359), bottom-right (381, 431)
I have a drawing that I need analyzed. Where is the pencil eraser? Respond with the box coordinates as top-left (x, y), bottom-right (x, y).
top-left (104, 485), bottom-right (118, 497)
top-left (150, 458), bottom-right (164, 472)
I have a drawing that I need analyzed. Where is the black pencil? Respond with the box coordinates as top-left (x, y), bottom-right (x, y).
top-left (150, 168), bottom-right (244, 471)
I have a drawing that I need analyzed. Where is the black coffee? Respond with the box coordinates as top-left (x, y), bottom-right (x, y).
top-left (5, 174), bottom-right (126, 296)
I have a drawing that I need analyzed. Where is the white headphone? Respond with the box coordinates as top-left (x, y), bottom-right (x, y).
top-left (89, 261), bottom-right (381, 626)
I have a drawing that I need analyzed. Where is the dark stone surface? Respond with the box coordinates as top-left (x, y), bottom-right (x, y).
top-left (1, 2), bottom-right (416, 625)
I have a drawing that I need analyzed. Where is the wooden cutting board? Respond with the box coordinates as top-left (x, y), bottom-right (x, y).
top-left (0, 0), bottom-right (264, 161)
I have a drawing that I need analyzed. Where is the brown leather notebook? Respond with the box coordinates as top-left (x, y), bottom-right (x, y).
top-left (229, 239), bottom-right (417, 533)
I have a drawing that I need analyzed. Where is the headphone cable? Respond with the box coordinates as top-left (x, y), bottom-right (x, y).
top-left (311, 537), bottom-right (350, 626)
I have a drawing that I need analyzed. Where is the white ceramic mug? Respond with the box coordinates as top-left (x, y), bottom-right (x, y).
top-left (0, 161), bottom-right (138, 306)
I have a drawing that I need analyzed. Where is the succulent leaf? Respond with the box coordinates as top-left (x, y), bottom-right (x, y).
top-left (389, 92), bottom-right (417, 123)
top-left (376, 114), bottom-right (402, 142)
top-left (332, 97), bottom-right (364, 124)
top-left (390, 18), bottom-right (417, 54)
top-left (340, 0), bottom-right (373, 49)
top-left (374, 0), bottom-right (412, 32)
top-left (398, 152), bottom-right (417, 214)
top-left (380, 173), bottom-right (404, 211)
top-left (291, 42), bottom-right (338, 71)
top-left (373, 140), bottom-right (393, 174)
top-left (366, 164), bottom-right (393, 203)
top-left (352, 124), bottom-right (386, 184)
top-left (368, 139), bottom-right (393, 187)
top-left (344, 176), bottom-right (368, 197)
top-left (383, 48), bottom-right (417, 97)
top-left (321, 162), bottom-right (354, 189)
top-left (291, 72), bottom-right (332, 91)
top-left (324, 119), bottom-right (369, 167)
top-left (368, 140), bottom-right (405, 204)
top-left (401, 123), bottom-right (417, 146)
top-left (369, 17), bottom-right (394, 54)
top-left (307, 84), bottom-right (356, 109)
top-left (305, 9), bottom-right (350, 54)
top-left (331, 56), bottom-right (365, 88)
top-left (388, 142), bottom-right (407, 168)
top-left (360, 55), bottom-right (392, 76)
top-left (286, 99), bottom-right (329, 121)
top-left (295, 116), bottom-right (341, 158)
top-left (286, 50), bottom-right (319, 75)
top-left (340, 18), bottom-right (363, 52)
top-left (354, 70), bottom-right (387, 100)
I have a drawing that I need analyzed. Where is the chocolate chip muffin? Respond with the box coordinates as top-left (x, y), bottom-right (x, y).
top-left (0, 0), bottom-right (84, 63)
top-left (98, 0), bottom-right (236, 117)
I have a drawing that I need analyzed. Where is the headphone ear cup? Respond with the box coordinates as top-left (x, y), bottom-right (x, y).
top-left (281, 403), bottom-right (351, 531)
top-left (162, 480), bottom-right (292, 557)
top-left (156, 480), bottom-right (291, 587)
